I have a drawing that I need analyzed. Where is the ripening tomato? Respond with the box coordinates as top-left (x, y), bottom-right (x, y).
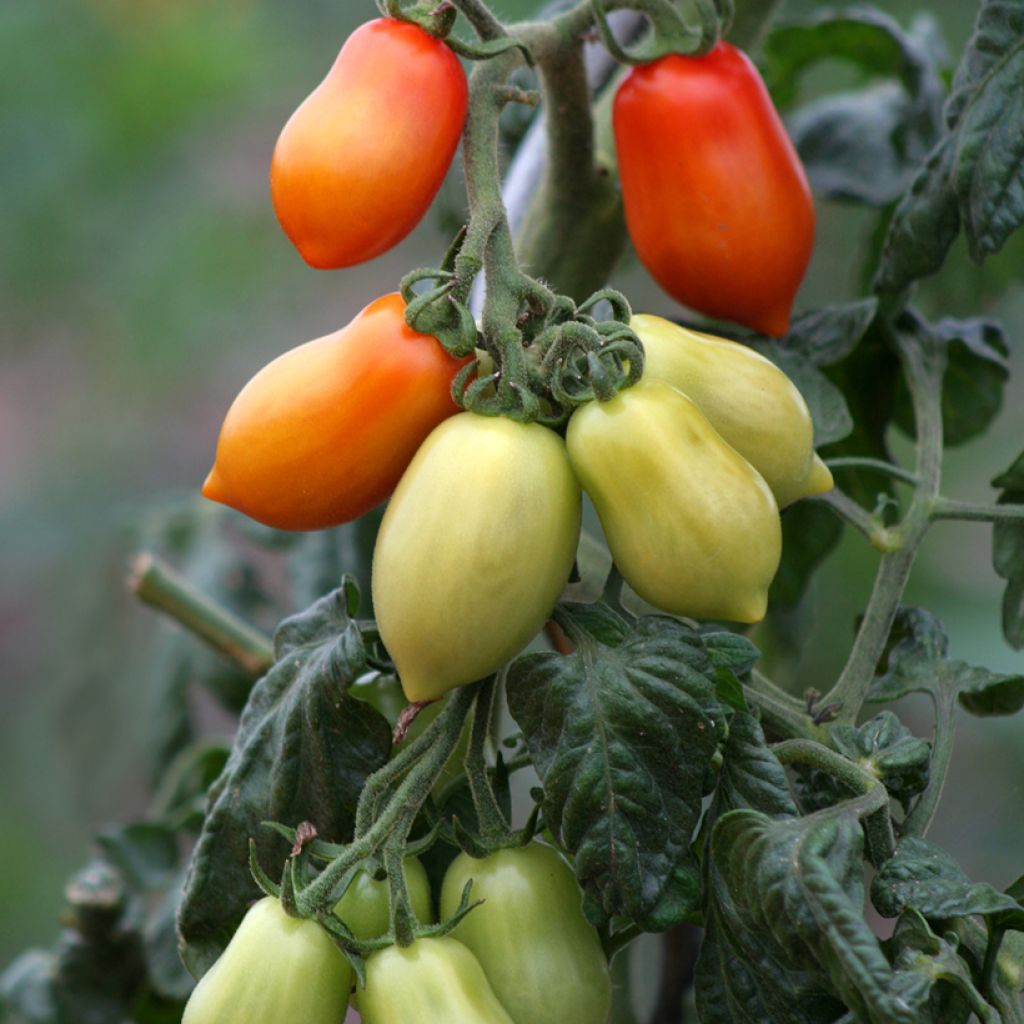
top-left (358, 936), bottom-right (515, 1023)
top-left (372, 414), bottom-right (582, 702)
top-left (613, 42), bottom-right (814, 336)
top-left (271, 19), bottom-right (468, 269)
top-left (632, 314), bottom-right (833, 507)
top-left (440, 843), bottom-right (611, 1024)
top-left (567, 380), bottom-right (782, 623)
top-left (202, 293), bottom-right (471, 531)
top-left (182, 898), bottom-right (352, 1024)
top-left (334, 856), bottom-right (435, 940)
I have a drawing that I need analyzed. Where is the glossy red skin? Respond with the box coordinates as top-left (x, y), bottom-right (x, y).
top-left (202, 293), bottom-right (471, 530)
top-left (613, 42), bottom-right (815, 337)
top-left (271, 19), bottom-right (468, 269)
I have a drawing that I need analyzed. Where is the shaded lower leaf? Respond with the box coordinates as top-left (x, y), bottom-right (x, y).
top-left (872, 836), bottom-right (1024, 927)
top-left (712, 712), bottom-right (798, 820)
top-left (697, 809), bottom-right (921, 1024)
top-left (506, 603), bottom-right (723, 931)
top-left (177, 583), bottom-right (392, 976)
top-left (993, 452), bottom-right (1024, 650)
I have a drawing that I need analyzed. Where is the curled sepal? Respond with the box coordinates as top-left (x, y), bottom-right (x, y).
top-left (260, 821), bottom-right (348, 863)
top-left (590, 0), bottom-right (723, 66)
top-left (544, 321), bottom-right (644, 408)
top-left (512, 801), bottom-right (544, 848)
top-left (452, 816), bottom-right (493, 860)
top-left (445, 33), bottom-right (535, 66)
top-left (248, 839), bottom-right (281, 899)
top-left (401, 270), bottom-right (479, 358)
top-left (576, 287), bottom-right (633, 326)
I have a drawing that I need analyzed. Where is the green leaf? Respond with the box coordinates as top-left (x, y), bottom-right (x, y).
top-left (873, 837), bottom-right (1024, 927)
top-left (712, 712), bottom-right (799, 819)
top-left (177, 583), bottom-right (392, 976)
top-left (887, 910), bottom-right (994, 1024)
top-left (142, 869), bottom-right (195, 1003)
top-left (892, 311), bottom-right (1009, 448)
top-left (876, 0), bottom-right (1024, 291)
top-left (96, 822), bottom-right (180, 891)
top-left (796, 712), bottom-right (930, 813)
top-left (696, 809), bottom-right (921, 1023)
top-left (871, 606), bottom-right (1024, 716)
top-left (506, 604), bottom-right (724, 931)
top-left (770, 497), bottom-right (845, 608)
top-left (703, 632), bottom-right (760, 676)
top-left (993, 451), bottom-right (1024, 650)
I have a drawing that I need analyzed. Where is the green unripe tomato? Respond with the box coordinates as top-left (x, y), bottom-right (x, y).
top-left (358, 935), bottom-right (515, 1023)
top-left (567, 379), bottom-right (782, 623)
top-left (440, 842), bottom-right (612, 1024)
top-left (372, 413), bottom-right (582, 702)
top-left (333, 856), bottom-right (435, 939)
top-left (632, 314), bottom-right (833, 507)
top-left (182, 898), bottom-right (352, 1024)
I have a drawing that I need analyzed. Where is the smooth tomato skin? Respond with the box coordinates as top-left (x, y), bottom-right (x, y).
top-left (333, 855), bottom-right (434, 940)
top-left (614, 42), bottom-right (815, 336)
top-left (632, 314), bottom-right (833, 507)
top-left (202, 293), bottom-right (471, 531)
top-left (440, 843), bottom-right (611, 1024)
top-left (372, 414), bottom-right (582, 702)
top-left (182, 898), bottom-right (352, 1024)
top-left (271, 19), bottom-right (468, 269)
top-left (567, 380), bottom-right (782, 623)
top-left (358, 936), bottom-right (515, 1024)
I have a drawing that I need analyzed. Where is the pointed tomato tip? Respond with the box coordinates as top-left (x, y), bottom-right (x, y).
top-left (752, 307), bottom-right (792, 338)
top-left (201, 468), bottom-right (228, 504)
top-left (733, 592), bottom-right (768, 625)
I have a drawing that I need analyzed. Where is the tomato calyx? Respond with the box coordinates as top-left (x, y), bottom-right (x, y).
top-left (590, 0), bottom-right (729, 66)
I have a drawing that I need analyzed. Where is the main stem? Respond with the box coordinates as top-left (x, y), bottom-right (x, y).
top-left (822, 330), bottom-right (946, 725)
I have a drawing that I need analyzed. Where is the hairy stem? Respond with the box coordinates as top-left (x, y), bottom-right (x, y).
top-left (930, 499), bottom-right (1024, 523)
top-left (773, 739), bottom-right (896, 865)
top-left (128, 552), bottom-right (274, 677)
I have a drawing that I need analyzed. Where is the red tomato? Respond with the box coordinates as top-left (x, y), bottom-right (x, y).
top-left (270, 19), bottom-right (468, 269)
top-left (613, 42), bottom-right (815, 337)
top-left (202, 293), bottom-right (471, 530)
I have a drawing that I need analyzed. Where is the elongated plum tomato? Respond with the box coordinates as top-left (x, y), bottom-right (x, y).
top-left (372, 414), bottom-right (582, 702)
top-left (182, 898), bottom-right (352, 1024)
top-left (202, 293), bottom-right (471, 531)
top-left (333, 856), bottom-right (434, 940)
top-left (358, 936), bottom-right (515, 1024)
top-left (613, 43), bottom-right (814, 336)
top-left (567, 380), bottom-right (782, 623)
top-left (271, 19), bottom-right (468, 269)
top-left (441, 843), bottom-right (611, 1024)
top-left (632, 314), bottom-right (833, 507)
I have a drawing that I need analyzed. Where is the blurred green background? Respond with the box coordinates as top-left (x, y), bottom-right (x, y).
top-left (1, 0), bottom-right (1021, 967)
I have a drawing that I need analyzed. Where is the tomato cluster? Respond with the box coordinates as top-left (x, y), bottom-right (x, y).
top-left (183, 843), bottom-right (611, 1024)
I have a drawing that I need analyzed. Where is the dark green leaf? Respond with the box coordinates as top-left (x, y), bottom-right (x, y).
top-left (96, 823), bottom-right (180, 891)
top-left (713, 712), bottom-right (799, 819)
top-left (506, 604), bottom-right (723, 931)
top-left (703, 632), bottom-right (760, 676)
top-left (696, 810), bottom-right (921, 1023)
top-left (770, 500), bottom-right (845, 608)
top-left (993, 452), bottom-right (1024, 650)
top-left (779, 299), bottom-right (880, 368)
top-left (958, 673), bottom-right (1024, 716)
top-left (887, 910), bottom-right (992, 1024)
top-left (873, 837), bottom-right (1024, 928)
top-left (769, 349), bottom-right (853, 447)
top-left (893, 312), bottom-right (1009, 447)
top-left (143, 870), bottom-right (194, 1002)
top-left (177, 584), bottom-right (392, 976)
top-left (796, 712), bottom-right (930, 813)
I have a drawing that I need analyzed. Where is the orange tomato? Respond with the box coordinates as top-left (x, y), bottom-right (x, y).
top-left (202, 293), bottom-right (471, 530)
top-left (613, 42), bottom-right (815, 337)
top-left (270, 19), bottom-right (468, 269)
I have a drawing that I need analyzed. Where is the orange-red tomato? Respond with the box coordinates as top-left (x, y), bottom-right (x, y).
top-left (202, 293), bottom-right (471, 531)
top-left (613, 42), bottom-right (815, 337)
top-left (270, 19), bottom-right (468, 270)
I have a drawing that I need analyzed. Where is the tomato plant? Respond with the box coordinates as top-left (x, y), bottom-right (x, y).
top-left (270, 18), bottom-right (467, 269)
top-left (7, 2), bottom-right (1024, 1024)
